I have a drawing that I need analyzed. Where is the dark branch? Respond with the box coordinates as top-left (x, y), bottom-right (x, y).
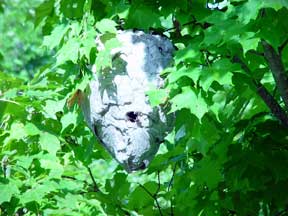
top-left (255, 84), bottom-right (288, 127)
top-left (138, 183), bottom-right (163, 216)
top-left (87, 167), bottom-right (100, 192)
top-left (232, 56), bottom-right (288, 127)
top-left (262, 40), bottom-right (288, 110)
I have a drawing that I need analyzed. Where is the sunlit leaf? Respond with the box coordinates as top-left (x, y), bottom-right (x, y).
top-left (39, 132), bottom-right (61, 156)
top-left (96, 19), bottom-right (117, 33)
top-left (0, 181), bottom-right (20, 204)
top-left (170, 87), bottom-right (208, 121)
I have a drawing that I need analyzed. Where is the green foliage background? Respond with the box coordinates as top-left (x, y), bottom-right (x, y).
top-left (1, 0), bottom-right (288, 215)
top-left (0, 0), bottom-right (52, 80)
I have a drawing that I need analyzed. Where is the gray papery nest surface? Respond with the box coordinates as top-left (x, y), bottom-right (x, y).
top-left (81, 30), bottom-right (174, 172)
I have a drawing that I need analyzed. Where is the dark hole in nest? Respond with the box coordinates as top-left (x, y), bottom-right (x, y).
top-left (126, 111), bottom-right (139, 122)
top-left (138, 162), bottom-right (146, 170)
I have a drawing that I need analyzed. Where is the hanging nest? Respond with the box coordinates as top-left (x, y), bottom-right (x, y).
top-left (80, 30), bottom-right (174, 172)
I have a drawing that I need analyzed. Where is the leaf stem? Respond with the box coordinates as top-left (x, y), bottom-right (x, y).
top-left (87, 167), bottom-right (100, 192)
top-left (154, 171), bottom-right (161, 196)
top-left (168, 164), bottom-right (177, 216)
top-left (278, 39), bottom-right (288, 54)
top-left (138, 183), bottom-right (163, 216)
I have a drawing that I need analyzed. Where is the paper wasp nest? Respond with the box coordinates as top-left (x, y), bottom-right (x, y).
top-left (81, 30), bottom-right (174, 172)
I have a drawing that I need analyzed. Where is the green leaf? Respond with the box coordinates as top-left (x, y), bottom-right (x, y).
top-left (0, 71), bottom-right (23, 92)
top-left (167, 65), bottom-right (201, 84)
top-left (35, 0), bottom-right (55, 26)
top-left (239, 32), bottom-right (260, 54)
top-left (95, 50), bottom-right (112, 71)
top-left (175, 45), bottom-right (201, 65)
top-left (16, 155), bottom-right (35, 170)
top-left (128, 185), bottom-right (153, 209)
top-left (56, 193), bottom-right (82, 209)
top-left (56, 38), bottom-right (80, 65)
top-left (24, 123), bottom-right (41, 136)
top-left (256, 8), bottom-right (287, 49)
top-left (61, 110), bottom-right (78, 132)
top-left (80, 28), bottom-right (98, 62)
top-left (126, 4), bottom-right (161, 30)
top-left (43, 24), bottom-right (69, 49)
top-left (104, 37), bottom-right (121, 50)
top-left (75, 72), bottom-right (91, 91)
top-left (43, 98), bottom-right (66, 120)
top-left (96, 19), bottom-right (117, 33)
top-left (200, 59), bottom-right (235, 91)
top-left (146, 88), bottom-right (168, 107)
top-left (4, 122), bottom-right (26, 145)
top-left (234, 0), bottom-right (263, 25)
top-left (170, 87), bottom-right (208, 121)
top-left (187, 117), bottom-right (221, 155)
top-left (0, 100), bottom-right (26, 120)
top-left (263, 0), bottom-right (288, 10)
top-left (39, 154), bottom-right (64, 178)
top-left (20, 180), bottom-right (58, 204)
top-left (193, 158), bottom-right (222, 188)
top-left (0, 181), bottom-right (20, 204)
top-left (39, 132), bottom-right (61, 156)
top-left (60, 0), bottom-right (85, 19)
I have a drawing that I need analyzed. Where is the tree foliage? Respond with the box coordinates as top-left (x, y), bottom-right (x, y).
top-left (1, 0), bottom-right (288, 215)
top-left (0, 0), bottom-right (52, 80)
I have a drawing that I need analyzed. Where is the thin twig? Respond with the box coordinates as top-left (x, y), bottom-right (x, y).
top-left (87, 167), bottom-right (100, 192)
top-left (64, 171), bottom-right (130, 215)
top-left (0, 98), bottom-right (20, 105)
top-left (279, 38), bottom-right (288, 54)
top-left (138, 183), bottom-right (163, 216)
top-left (248, 50), bottom-right (264, 57)
top-left (168, 164), bottom-right (177, 216)
top-left (116, 204), bottom-right (131, 216)
top-left (168, 164), bottom-right (177, 192)
top-left (274, 207), bottom-right (288, 216)
top-left (165, 16), bottom-right (205, 32)
top-left (154, 171), bottom-right (161, 196)
top-left (61, 175), bottom-right (77, 181)
top-left (272, 87), bottom-right (278, 98)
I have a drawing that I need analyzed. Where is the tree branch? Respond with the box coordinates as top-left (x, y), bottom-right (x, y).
top-left (261, 40), bottom-right (288, 110)
top-left (232, 56), bottom-right (288, 127)
top-left (255, 83), bottom-right (288, 127)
